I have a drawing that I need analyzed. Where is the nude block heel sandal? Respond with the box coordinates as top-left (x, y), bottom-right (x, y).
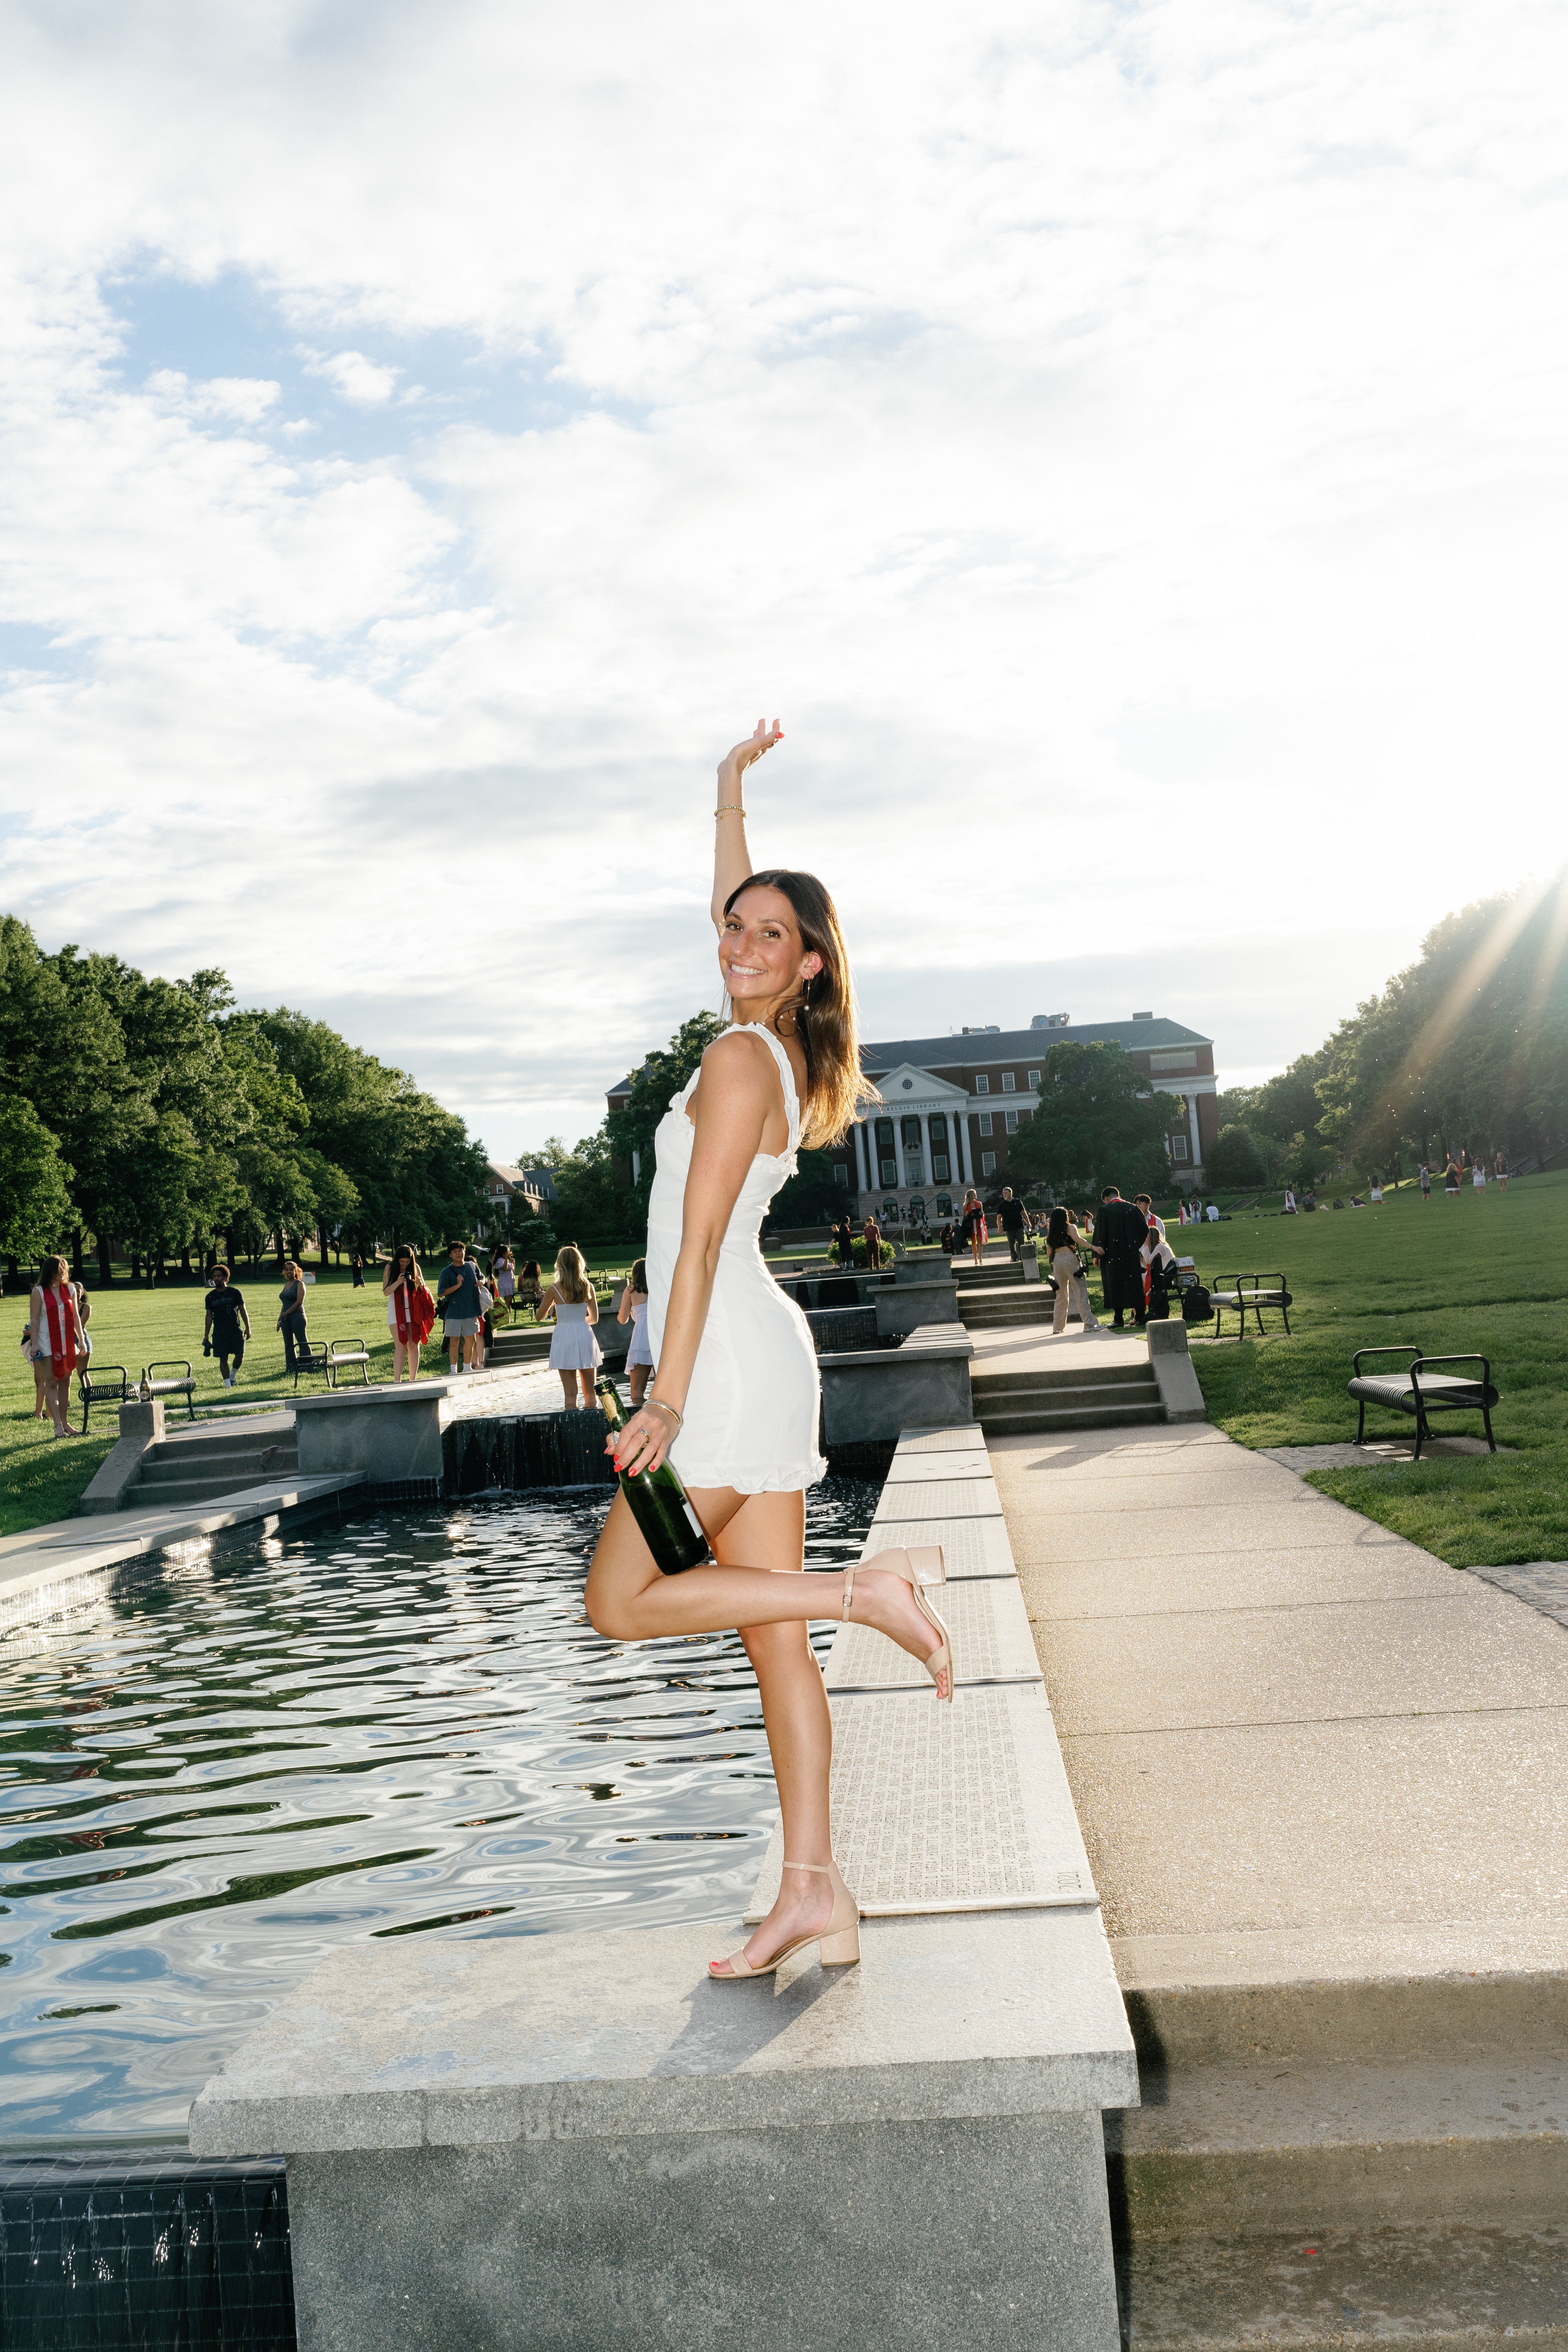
top-left (844, 1554), bottom-right (954, 1703)
top-left (709, 1860), bottom-right (861, 1979)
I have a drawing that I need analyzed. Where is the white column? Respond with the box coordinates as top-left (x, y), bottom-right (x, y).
top-left (918, 1111), bottom-right (934, 1187)
top-left (1187, 1093), bottom-right (1202, 1172)
top-left (853, 1120), bottom-right (868, 1194)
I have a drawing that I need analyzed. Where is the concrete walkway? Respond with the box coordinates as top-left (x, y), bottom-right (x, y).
top-left (991, 1419), bottom-right (1568, 1982)
top-left (967, 1325), bottom-right (1151, 1382)
top-left (989, 1419), bottom-right (1568, 2343)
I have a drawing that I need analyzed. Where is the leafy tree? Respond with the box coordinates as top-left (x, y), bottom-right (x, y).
top-left (0, 923), bottom-right (148, 1274)
top-left (550, 1128), bottom-right (630, 1245)
top-left (1315, 885), bottom-right (1568, 1172)
top-left (768, 1149), bottom-right (844, 1228)
top-left (1208, 1124), bottom-right (1270, 1189)
top-left (1005, 1043), bottom-right (1181, 1203)
top-left (604, 1012), bottom-right (729, 1220)
top-left (0, 1097), bottom-right (75, 1265)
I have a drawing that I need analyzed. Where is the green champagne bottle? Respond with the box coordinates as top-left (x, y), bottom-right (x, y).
top-left (595, 1376), bottom-right (709, 1575)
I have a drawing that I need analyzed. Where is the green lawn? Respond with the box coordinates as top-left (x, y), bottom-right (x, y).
top-left (1163, 1172), bottom-right (1568, 1567)
top-left (0, 1249), bottom-right (635, 1542)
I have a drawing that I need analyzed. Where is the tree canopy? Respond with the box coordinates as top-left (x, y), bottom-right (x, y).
top-left (1219, 881), bottom-right (1568, 1187)
top-left (0, 917), bottom-right (488, 1276)
top-left (1005, 1042), bottom-right (1181, 1203)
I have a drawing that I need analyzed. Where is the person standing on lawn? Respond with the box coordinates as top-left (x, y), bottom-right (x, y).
top-left (861, 1212), bottom-right (882, 1270)
top-left (998, 1187), bottom-right (1029, 1261)
top-left (276, 1261), bottom-right (309, 1374)
top-left (1045, 1207), bottom-right (1099, 1335)
top-left (959, 1187), bottom-right (986, 1267)
top-left (1495, 1150), bottom-right (1509, 1192)
top-left (831, 1214), bottom-right (855, 1269)
top-left (1419, 1163), bottom-right (1431, 1201)
top-left (383, 1246), bottom-right (434, 1381)
top-left (436, 1241), bottom-right (483, 1373)
top-left (351, 1254), bottom-right (366, 1289)
top-left (1091, 1186), bottom-right (1150, 1329)
top-left (203, 1265), bottom-right (251, 1387)
top-left (29, 1255), bottom-right (83, 1438)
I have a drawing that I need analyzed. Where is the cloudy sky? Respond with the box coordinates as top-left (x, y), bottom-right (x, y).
top-left (2, 0), bottom-right (1564, 1155)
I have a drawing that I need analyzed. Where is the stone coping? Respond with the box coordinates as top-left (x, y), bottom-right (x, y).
top-left (188, 1914), bottom-right (1137, 2158)
top-left (292, 1368), bottom-right (524, 1414)
top-left (0, 1474), bottom-right (367, 1619)
top-left (817, 1320), bottom-right (974, 1367)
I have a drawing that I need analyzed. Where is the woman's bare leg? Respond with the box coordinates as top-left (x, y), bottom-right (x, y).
top-left (629, 1365), bottom-right (650, 1405)
top-left (577, 1368), bottom-right (595, 1406)
top-left (719, 1492), bottom-right (836, 1968)
top-left (558, 1370), bottom-right (577, 1408)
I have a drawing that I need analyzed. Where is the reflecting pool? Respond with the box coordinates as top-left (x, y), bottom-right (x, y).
top-left (0, 1483), bottom-right (875, 2145)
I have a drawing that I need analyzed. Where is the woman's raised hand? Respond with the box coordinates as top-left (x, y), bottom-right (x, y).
top-left (718, 719), bottom-right (782, 784)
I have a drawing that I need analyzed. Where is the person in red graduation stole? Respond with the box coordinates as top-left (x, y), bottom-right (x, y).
top-left (29, 1254), bottom-right (84, 1438)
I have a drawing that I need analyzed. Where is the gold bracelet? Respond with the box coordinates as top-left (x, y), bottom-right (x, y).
top-left (646, 1397), bottom-right (684, 1429)
top-left (715, 804), bottom-right (745, 816)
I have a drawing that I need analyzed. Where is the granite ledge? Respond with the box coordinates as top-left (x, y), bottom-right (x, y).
top-left (189, 1916), bottom-right (1138, 2157)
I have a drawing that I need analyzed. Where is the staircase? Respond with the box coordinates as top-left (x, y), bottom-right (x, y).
top-left (486, 1326), bottom-right (554, 1369)
top-left (971, 1357), bottom-right (1164, 1437)
top-left (126, 1425), bottom-right (299, 1509)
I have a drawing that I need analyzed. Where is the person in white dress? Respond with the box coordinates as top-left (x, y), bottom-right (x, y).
top-left (585, 721), bottom-right (955, 1985)
top-left (617, 1256), bottom-right (655, 1406)
top-left (537, 1246), bottom-right (603, 1407)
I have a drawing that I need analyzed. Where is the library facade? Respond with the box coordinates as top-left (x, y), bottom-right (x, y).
top-left (831, 1014), bottom-right (1218, 1224)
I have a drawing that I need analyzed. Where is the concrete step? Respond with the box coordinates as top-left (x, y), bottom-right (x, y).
top-left (958, 1299), bottom-right (1056, 1327)
top-left (972, 1361), bottom-right (1156, 1397)
top-left (978, 1398), bottom-right (1167, 1434)
top-left (126, 1471), bottom-right (299, 1507)
top-left (138, 1443), bottom-right (298, 1481)
top-left (1112, 1974), bottom-right (1568, 2345)
top-left (953, 1261), bottom-right (1025, 1286)
top-left (143, 1428), bottom-right (293, 1463)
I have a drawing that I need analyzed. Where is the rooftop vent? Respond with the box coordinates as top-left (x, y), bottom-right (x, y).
top-left (1031, 1013), bottom-right (1071, 1029)
top-left (962, 1024), bottom-right (1001, 1034)
top-left (1132, 1011), bottom-right (1153, 1022)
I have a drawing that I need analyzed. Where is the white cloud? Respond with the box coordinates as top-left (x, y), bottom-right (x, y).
top-left (0, 0), bottom-right (1565, 1149)
top-left (300, 347), bottom-right (401, 405)
top-left (145, 368), bottom-right (282, 421)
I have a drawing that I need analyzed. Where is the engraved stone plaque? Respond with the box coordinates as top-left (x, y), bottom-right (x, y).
top-left (825, 1575), bottom-right (1040, 1691)
top-left (745, 1686), bottom-right (1096, 1920)
top-left (871, 1479), bottom-right (1003, 1521)
top-left (859, 1518), bottom-right (1017, 1578)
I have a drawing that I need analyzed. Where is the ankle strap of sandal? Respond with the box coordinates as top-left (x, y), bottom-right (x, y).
top-left (780, 1860), bottom-right (831, 1873)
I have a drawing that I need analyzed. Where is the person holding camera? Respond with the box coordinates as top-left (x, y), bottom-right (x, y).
top-left (383, 1246), bottom-right (435, 1381)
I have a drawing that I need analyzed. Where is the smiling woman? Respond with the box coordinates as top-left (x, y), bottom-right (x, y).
top-left (582, 723), bottom-right (956, 1986)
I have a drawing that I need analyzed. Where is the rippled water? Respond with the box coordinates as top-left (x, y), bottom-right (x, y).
top-left (0, 1483), bottom-right (875, 2146)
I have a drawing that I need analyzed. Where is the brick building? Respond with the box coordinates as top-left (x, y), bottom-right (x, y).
top-left (832, 1014), bottom-right (1217, 1223)
top-left (606, 1012), bottom-right (1217, 1225)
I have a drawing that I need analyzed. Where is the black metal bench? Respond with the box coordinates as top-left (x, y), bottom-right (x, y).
top-left (327, 1338), bottom-right (371, 1389)
top-left (140, 1360), bottom-right (197, 1421)
top-left (1347, 1347), bottom-right (1499, 1459)
top-left (1209, 1273), bottom-right (1293, 1340)
top-left (289, 1339), bottom-right (334, 1389)
top-left (77, 1362), bottom-right (133, 1435)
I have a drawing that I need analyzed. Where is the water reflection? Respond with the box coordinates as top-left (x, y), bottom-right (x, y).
top-left (0, 1483), bottom-right (874, 2144)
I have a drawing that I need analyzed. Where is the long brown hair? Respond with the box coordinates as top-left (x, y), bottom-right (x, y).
top-left (723, 869), bottom-right (875, 1147)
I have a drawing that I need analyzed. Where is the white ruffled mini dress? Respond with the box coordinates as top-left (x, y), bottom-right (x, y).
top-left (645, 1024), bottom-right (826, 1494)
top-left (548, 1300), bottom-right (603, 1370)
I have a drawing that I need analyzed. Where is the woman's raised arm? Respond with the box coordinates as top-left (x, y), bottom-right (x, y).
top-left (710, 720), bottom-right (782, 931)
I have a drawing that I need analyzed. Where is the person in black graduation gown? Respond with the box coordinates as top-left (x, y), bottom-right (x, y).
top-left (1091, 1186), bottom-right (1150, 1329)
